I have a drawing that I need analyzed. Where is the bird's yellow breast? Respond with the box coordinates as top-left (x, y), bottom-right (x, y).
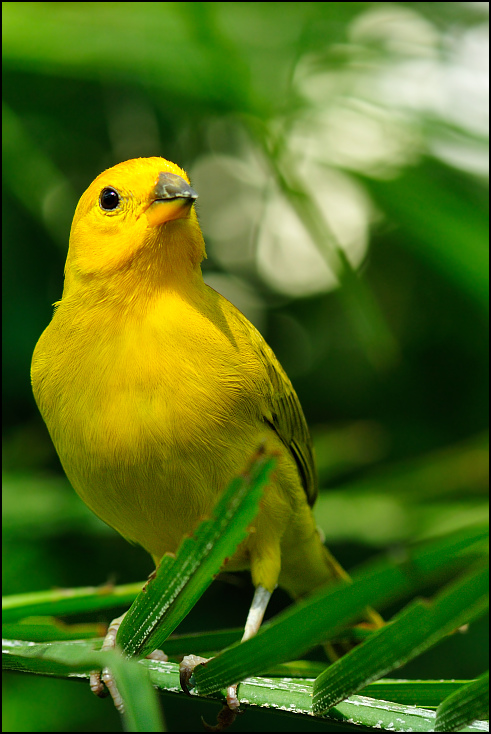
top-left (32, 286), bottom-right (271, 558)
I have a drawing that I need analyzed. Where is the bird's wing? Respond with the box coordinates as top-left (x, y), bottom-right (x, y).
top-left (255, 334), bottom-right (318, 507)
top-left (226, 300), bottom-right (317, 507)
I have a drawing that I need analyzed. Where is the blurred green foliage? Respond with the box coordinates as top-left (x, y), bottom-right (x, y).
top-left (3, 2), bottom-right (488, 732)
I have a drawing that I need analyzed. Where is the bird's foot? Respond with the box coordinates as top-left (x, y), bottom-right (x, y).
top-left (90, 613), bottom-right (126, 703)
top-left (91, 613), bottom-right (167, 713)
top-left (180, 655), bottom-right (242, 731)
top-left (225, 684), bottom-right (241, 711)
top-left (179, 654), bottom-right (211, 695)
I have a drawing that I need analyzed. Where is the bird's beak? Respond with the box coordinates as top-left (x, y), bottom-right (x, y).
top-left (146, 172), bottom-right (198, 227)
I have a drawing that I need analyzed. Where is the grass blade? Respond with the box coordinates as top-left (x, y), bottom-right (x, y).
top-left (6, 638), bottom-right (489, 732)
top-left (313, 562), bottom-right (489, 713)
top-left (2, 639), bottom-right (165, 732)
top-left (435, 671), bottom-right (489, 732)
top-left (5, 638), bottom-right (489, 732)
top-left (360, 679), bottom-right (478, 709)
top-left (2, 582), bottom-right (144, 623)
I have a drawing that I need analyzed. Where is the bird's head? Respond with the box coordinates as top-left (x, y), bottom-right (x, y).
top-left (64, 157), bottom-right (205, 296)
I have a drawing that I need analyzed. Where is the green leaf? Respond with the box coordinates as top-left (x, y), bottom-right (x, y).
top-left (360, 679), bottom-right (478, 709)
top-left (2, 639), bottom-right (165, 732)
top-left (2, 3), bottom-right (251, 113)
top-left (117, 449), bottom-right (276, 657)
top-left (313, 562), bottom-right (489, 713)
top-left (2, 581), bottom-right (144, 623)
top-left (435, 671), bottom-right (490, 732)
top-left (262, 671), bottom-right (478, 709)
top-left (325, 694), bottom-right (486, 732)
top-left (5, 638), bottom-right (489, 731)
top-left (192, 525), bottom-right (488, 695)
top-left (6, 638), bottom-right (489, 732)
top-left (2, 616), bottom-right (104, 642)
top-left (103, 651), bottom-right (166, 733)
top-left (3, 637), bottom-right (100, 678)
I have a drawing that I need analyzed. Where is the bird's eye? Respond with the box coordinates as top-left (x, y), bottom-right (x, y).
top-left (99, 187), bottom-right (121, 211)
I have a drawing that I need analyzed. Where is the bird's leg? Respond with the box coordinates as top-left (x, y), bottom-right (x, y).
top-left (179, 584), bottom-right (272, 729)
top-left (90, 612), bottom-right (168, 713)
top-left (225, 585), bottom-right (272, 710)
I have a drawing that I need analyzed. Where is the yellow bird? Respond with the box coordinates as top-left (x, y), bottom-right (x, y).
top-left (31, 157), bottom-right (381, 711)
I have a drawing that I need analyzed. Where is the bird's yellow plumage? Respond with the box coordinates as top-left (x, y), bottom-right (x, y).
top-left (31, 157), bottom-right (375, 648)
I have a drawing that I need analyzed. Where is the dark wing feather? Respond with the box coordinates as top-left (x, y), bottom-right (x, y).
top-left (257, 337), bottom-right (318, 506)
top-left (214, 289), bottom-right (317, 506)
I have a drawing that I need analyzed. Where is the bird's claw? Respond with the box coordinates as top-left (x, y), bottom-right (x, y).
top-left (89, 669), bottom-right (110, 698)
top-left (179, 654), bottom-right (210, 695)
top-left (91, 612), bottom-right (167, 712)
top-left (201, 702), bottom-right (243, 732)
top-left (90, 666), bottom-right (125, 712)
top-left (225, 684), bottom-right (241, 711)
top-left (179, 656), bottom-right (243, 731)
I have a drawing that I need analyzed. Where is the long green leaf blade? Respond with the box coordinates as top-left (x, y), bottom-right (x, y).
top-left (313, 562), bottom-right (489, 713)
top-left (435, 672), bottom-right (490, 732)
top-left (2, 640), bottom-right (165, 732)
top-left (4, 639), bottom-right (489, 732)
top-left (360, 680), bottom-right (478, 709)
top-left (2, 582), bottom-right (144, 624)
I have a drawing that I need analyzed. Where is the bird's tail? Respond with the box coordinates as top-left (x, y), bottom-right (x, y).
top-left (319, 544), bottom-right (384, 660)
top-left (279, 520), bottom-right (383, 660)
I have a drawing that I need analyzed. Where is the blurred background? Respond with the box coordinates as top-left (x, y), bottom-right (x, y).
top-left (3, 2), bottom-right (489, 732)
